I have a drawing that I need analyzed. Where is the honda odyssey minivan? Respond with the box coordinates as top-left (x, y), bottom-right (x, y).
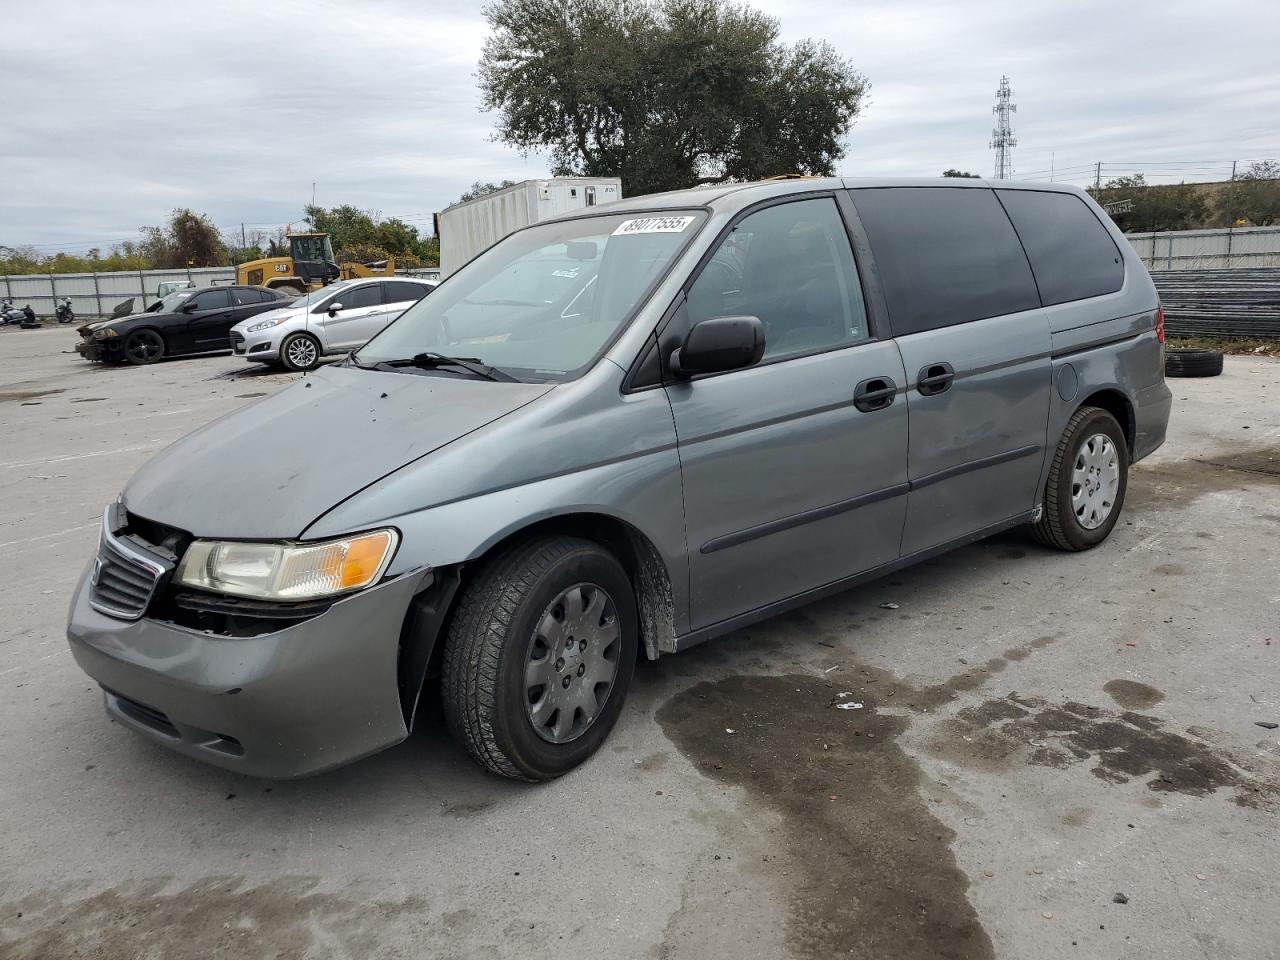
top-left (66, 177), bottom-right (1171, 781)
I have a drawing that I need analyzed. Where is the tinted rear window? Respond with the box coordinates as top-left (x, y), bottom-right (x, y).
top-left (384, 281), bottom-right (430, 304)
top-left (187, 288), bottom-right (231, 311)
top-left (851, 187), bottom-right (1040, 335)
top-left (996, 190), bottom-right (1124, 305)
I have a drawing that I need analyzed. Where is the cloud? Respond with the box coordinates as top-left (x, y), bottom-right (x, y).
top-left (3, 0), bottom-right (1275, 250)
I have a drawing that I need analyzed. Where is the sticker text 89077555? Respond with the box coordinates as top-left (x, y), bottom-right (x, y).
top-left (611, 216), bottom-right (697, 237)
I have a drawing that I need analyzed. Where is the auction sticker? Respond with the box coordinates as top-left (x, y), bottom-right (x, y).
top-left (612, 216), bottom-right (696, 236)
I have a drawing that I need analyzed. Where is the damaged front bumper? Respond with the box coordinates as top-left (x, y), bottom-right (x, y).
top-left (66, 560), bottom-right (432, 778)
top-left (75, 337), bottom-right (115, 362)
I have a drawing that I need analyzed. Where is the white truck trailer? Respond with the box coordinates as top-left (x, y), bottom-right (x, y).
top-left (437, 177), bottom-right (623, 278)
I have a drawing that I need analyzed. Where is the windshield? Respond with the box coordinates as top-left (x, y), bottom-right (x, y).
top-left (356, 211), bottom-right (705, 380)
top-left (156, 291), bottom-right (193, 313)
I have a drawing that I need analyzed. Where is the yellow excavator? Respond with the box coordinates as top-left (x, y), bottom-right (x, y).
top-left (236, 233), bottom-right (395, 295)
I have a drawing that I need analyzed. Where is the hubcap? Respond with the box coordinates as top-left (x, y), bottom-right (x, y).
top-left (1071, 432), bottom-right (1119, 530)
top-left (524, 583), bottom-right (621, 744)
top-left (287, 337), bottom-right (317, 368)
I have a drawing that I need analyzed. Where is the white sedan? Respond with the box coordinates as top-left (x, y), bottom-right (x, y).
top-left (230, 277), bottom-right (438, 371)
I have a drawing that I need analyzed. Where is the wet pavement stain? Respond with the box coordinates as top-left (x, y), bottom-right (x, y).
top-left (657, 674), bottom-right (994, 960)
top-left (1129, 445), bottom-right (1280, 511)
top-left (0, 877), bottom-right (428, 960)
top-left (934, 695), bottom-right (1276, 809)
top-left (0, 387), bottom-right (65, 403)
top-left (1103, 679), bottom-right (1165, 710)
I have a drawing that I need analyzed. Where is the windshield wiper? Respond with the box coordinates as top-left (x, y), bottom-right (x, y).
top-left (375, 352), bottom-right (519, 382)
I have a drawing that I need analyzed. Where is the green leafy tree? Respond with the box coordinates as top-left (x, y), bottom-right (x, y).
top-left (167, 209), bottom-right (226, 266)
top-left (1216, 161), bottom-right (1280, 226)
top-left (479, 0), bottom-right (869, 195)
top-left (457, 179), bottom-right (520, 204)
top-left (942, 169), bottom-right (980, 178)
top-left (304, 204), bottom-right (380, 252)
top-left (2, 209), bottom-right (226, 274)
top-left (1089, 175), bottom-right (1209, 232)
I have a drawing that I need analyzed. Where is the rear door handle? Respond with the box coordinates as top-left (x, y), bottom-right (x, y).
top-left (853, 376), bottom-right (897, 413)
top-left (916, 362), bottom-right (955, 396)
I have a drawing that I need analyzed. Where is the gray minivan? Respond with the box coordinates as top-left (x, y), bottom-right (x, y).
top-left (66, 178), bottom-right (1171, 781)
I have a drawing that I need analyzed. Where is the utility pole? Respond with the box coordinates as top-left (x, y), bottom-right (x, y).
top-left (1094, 162), bottom-right (1102, 190)
top-left (1050, 152), bottom-right (1055, 182)
top-left (990, 76), bottom-right (1017, 179)
top-left (1231, 160), bottom-right (1237, 180)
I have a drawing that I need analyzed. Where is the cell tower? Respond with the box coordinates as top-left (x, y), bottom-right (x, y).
top-left (990, 75), bottom-right (1017, 180)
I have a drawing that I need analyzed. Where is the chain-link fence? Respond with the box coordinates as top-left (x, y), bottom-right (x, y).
top-left (0, 266), bottom-right (443, 319)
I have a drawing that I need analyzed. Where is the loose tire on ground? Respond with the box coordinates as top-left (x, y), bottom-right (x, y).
top-left (1164, 347), bottom-right (1223, 378)
top-left (441, 536), bottom-right (638, 781)
top-left (280, 332), bottom-right (322, 372)
top-left (1031, 406), bottom-right (1129, 552)
top-left (123, 328), bottom-right (165, 365)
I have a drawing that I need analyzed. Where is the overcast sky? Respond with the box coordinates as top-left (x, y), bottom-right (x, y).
top-left (3, 0), bottom-right (1276, 252)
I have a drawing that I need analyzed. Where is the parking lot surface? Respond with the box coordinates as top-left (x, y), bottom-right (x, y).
top-left (1, 327), bottom-right (1278, 960)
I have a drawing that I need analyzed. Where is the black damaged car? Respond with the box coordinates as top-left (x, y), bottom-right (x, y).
top-left (76, 285), bottom-right (292, 365)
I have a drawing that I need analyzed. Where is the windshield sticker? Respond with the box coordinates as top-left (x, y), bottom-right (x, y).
top-left (551, 268), bottom-right (581, 278)
top-left (612, 216), bottom-right (697, 236)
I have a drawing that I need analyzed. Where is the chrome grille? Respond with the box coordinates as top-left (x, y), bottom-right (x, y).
top-left (88, 510), bottom-right (169, 621)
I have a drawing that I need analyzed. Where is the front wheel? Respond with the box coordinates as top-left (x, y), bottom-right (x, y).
top-left (123, 329), bottom-right (165, 365)
top-left (1031, 406), bottom-right (1128, 551)
top-left (280, 332), bottom-right (322, 371)
top-left (441, 536), bottom-right (638, 781)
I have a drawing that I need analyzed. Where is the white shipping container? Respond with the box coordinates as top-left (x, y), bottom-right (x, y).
top-left (438, 178), bottom-right (623, 277)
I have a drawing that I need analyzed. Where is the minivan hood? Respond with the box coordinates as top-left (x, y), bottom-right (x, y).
top-left (122, 364), bottom-right (553, 539)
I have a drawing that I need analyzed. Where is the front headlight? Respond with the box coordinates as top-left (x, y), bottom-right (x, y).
top-left (174, 529), bottom-right (398, 601)
top-left (247, 315), bottom-right (288, 332)
top-left (94, 328), bottom-right (119, 339)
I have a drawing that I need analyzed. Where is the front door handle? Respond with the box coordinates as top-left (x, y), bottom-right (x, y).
top-left (916, 362), bottom-right (955, 396)
top-left (853, 376), bottom-right (897, 413)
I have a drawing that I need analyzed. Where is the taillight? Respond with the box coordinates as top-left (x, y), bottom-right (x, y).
top-left (1155, 305), bottom-right (1165, 344)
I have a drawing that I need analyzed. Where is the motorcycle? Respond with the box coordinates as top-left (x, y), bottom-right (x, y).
top-left (1, 298), bottom-right (25, 325)
top-left (19, 304), bottom-right (39, 329)
top-left (55, 297), bottom-right (75, 325)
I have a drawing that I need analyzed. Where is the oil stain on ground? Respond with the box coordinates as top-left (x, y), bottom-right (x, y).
top-left (1103, 679), bottom-right (1164, 710)
top-left (0, 876), bottom-right (427, 960)
top-left (933, 694), bottom-right (1276, 809)
top-left (1129, 444), bottom-right (1280, 511)
top-left (657, 674), bottom-right (994, 960)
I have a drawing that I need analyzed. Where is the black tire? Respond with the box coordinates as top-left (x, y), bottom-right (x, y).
top-left (441, 536), bottom-right (638, 781)
top-left (123, 328), bottom-right (165, 365)
top-left (280, 332), bottom-right (322, 372)
top-left (1031, 406), bottom-right (1129, 551)
top-left (1164, 347), bottom-right (1223, 378)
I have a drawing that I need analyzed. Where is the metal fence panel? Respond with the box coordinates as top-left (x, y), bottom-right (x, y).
top-left (0, 267), bottom-right (235, 318)
top-left (0, 265), bottom-right (440, 318)
top-left (1126, 226), bottom-right (1280, 270)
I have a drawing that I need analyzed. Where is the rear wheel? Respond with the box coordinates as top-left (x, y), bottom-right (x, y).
top-left (280, 332), bottom-right (322, 371)
top-left (1031, 406), bottom-right (1128, 551)
top-left (441, 536), bottom-right (638, 781)
top-left (123, 329), bottom-right (165, 365)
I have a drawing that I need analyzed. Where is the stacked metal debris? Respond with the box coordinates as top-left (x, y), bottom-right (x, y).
top-left (1151, 268), bottom-right (1280, 340)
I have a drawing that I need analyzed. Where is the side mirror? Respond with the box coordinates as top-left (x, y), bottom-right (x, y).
top-left (670, 316), bottom-right (766, 378)
top-left (180, 302), bottom-right (199, 313)
top-left (327, 301), bottom-right (344, 317)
